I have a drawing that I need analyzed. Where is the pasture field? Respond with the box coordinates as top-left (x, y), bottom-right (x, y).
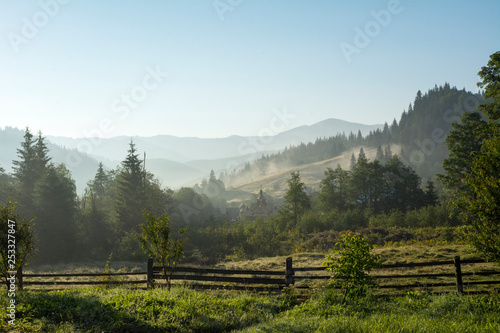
top-left (1, 286), bottom-right (499, 332)
top-left (1, 244), bottom-right (499, 332)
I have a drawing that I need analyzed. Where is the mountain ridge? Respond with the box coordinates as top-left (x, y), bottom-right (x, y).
top-left (45, 118), bottom-right (383, 163)
top-left (1, 118), bottom-right (383, 192)
top-left (2, 85), bottom-right (481, 197)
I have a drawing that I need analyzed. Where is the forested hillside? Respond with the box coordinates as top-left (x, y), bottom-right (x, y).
top-left (225, 84), bottom-right (484, 186)
top-left (396, 84), bottom-right (485, 179)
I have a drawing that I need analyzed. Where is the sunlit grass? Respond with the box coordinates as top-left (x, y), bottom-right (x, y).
top-left (4, 243), bottom-right (498, 331)
top-left (1, 286), bottom-right (499, 332)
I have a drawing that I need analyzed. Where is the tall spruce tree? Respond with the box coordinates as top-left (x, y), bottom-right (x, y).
top-left (12, 128), bottom-right (37, 215)
top-left (112, 141), bottom-right (149, 260)
top-left (384, 145), bottom-right (393, 160)
top-left (357, 147), bottom-right (367, 163)
top-left (115, 141), bottom-right (146, 232)
top-left (349, 153), bottom-right (357, 171)
top-left (77, 163), bottom-right (114, 259)
top-left (375, 145), bottom-right (385, 163)
top-left (34, 131), bottom-right (51, 173)
top-left (35, 164), bottom-right (77, 263)
top-left (90, 162), bottom-right (110, 201)
top-left (424, 180), bottom-right (439, 206)
top-left (350, 148), bottom-right (371, 209)
top-left (283, 171), bottom-right (311, 225)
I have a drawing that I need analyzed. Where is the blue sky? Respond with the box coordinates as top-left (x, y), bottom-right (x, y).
top-left (0, 0), bottom-right (499, 139)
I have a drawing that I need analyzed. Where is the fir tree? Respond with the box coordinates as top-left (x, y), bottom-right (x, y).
top-left (382, 122), bottom-right (390, 143)
top-left (357, 147), bottom-right (368, 164)
top-left (35, 164), bottom-right (77, 263)
top-left (384, 145), bottom-right (393, 160)
top-left (424, 179), bottom-right (439, 206)
top-left (375, 145), bottom-right (385, 163)
top-left (90, 162), bottom-right (110, 201)
top-left (349, 153), bottom-right (357, 171)
top-left (283, 171), bottom-right (311, 225)
top-left (115, 141), bottom-right (146, 232)
top-left (414, 91), bottom-right (422, 107)
top-left (12, 128), bottom-right (37, 215)
top-left (34, 131), bottom-right (51, 173)
top-left (357, 130), bottom-right (363, 142)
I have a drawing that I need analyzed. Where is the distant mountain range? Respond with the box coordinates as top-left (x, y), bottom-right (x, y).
top-left (1, 119), bottom-right (382, 192)
top-left (46, 119), bottom-right (382, 163)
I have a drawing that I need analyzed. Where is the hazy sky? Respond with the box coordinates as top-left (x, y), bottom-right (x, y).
top-left (1, 0), bottom-right (499, 139)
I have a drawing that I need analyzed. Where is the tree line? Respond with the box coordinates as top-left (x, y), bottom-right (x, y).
top-left (0, 135), bottom-right (219, 263)
top-left (0, 127), bottom-right (448, 265)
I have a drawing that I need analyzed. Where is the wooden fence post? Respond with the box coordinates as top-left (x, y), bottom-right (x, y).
top-left (454, 256), bottom-right (463, 293)
top-left (285, 257), bottom-right (294, 287)
top-left (18, 267), bottom-right (23, 291)
top-left (147, 258), bottom-right (154, 289)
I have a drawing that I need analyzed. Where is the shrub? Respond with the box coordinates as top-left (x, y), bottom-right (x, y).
top-left (323, 232), bottom-right (379, 301)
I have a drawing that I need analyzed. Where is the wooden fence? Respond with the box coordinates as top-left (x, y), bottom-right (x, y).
top-left (16, 271), bottom-right (147, 290)
top-left (291, 256), bottom-right (500, 295)
top-left (11, 256), bottom-right (500, 294)
top-left (147, 258), bottom-right (287, 292)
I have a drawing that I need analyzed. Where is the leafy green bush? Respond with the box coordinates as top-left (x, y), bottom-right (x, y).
top-left (323, 232), bottom-right (379, 301)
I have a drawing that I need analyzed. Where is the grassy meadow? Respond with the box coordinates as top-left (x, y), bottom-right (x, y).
top-left (2, 285), bottom-right (499, 332)
top-left (2, 243), bottom-right (500, 332)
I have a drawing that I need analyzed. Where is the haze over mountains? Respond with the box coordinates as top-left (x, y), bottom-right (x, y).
top-left (1, 118), bottom-right (382, 192)
top-left (46, 118), bottom-right (382, 162)
top-left (223, 84), bottom-right (486, 201)
top-left (1, 83), bottom-right (484, 200)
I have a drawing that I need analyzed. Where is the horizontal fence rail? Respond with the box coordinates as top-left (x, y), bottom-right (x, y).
top-left (148, 259), bottom-right (287, 292)
top-left (154, 267), bottom-right (285, 276)
top-left (291, 256), bottom-right (500, 294)
top-left (7, 256), bottom-right (500, 294)
top-left (19, 271), bottom-right (147, 289)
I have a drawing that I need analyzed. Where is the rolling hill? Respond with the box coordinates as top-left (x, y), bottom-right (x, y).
top-left (226, 145), bottom-right (401, 204)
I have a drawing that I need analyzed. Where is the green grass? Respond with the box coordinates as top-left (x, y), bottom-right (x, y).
top-left (238, 289), bottom-right (500, 332)
top-left (0, 286), bottom-right (289, 332)
top-left (4, 244), bottom-right (499, 331)
top-left (1, 286), bottom-right (499, 332)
